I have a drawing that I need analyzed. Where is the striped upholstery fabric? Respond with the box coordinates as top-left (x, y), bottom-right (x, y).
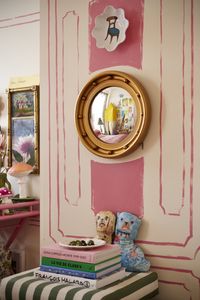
top-left (0, 268), bottom-right (158, 300)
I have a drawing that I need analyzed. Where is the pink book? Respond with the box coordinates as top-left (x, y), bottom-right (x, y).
top-left (41, 244), bottom-right (121, 264)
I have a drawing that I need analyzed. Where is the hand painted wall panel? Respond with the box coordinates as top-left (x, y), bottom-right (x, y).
top-left (89, 0), bottom-right (144, 72)
top-left (40, 0), bottom-right (200, 298)
top-left (91, 158), bottom-right (144, 216)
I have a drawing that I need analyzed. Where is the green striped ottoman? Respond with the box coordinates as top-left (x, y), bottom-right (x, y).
top-left (0, 268), bottom-right (158, 300)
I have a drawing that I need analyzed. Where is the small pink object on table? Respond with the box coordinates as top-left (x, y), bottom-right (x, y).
top-left (0, 187), bottom-right (13, 215)
top-left (0, 187), bottom-right (12, 198)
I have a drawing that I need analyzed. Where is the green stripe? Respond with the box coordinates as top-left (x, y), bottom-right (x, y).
top-left (64, 287), bottom-right (85, 299)
top-left (101, 272), bottom-right (158, 300)
top-left (32, 281), bottom-right (59, 300)
top-left (81, 272), bottom-right (157, 300)
top-left (48, 284), bottom-right (72, 300)
top-left (19, 279), bottom-right (42, 300)
top-left (5, 271), bottom-right (33, 300)
top-left (81, 272), bottom-right (140, 300)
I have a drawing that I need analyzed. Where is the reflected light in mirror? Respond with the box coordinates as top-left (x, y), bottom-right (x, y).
top-left (90, 87), bottom-right (137, 144)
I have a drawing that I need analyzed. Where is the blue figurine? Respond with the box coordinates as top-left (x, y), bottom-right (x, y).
top-left (114, 212), bottom-right (150, 272)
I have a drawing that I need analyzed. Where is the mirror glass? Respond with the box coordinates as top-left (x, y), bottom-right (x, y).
top-left (90, 87), bottom-right (137, 144)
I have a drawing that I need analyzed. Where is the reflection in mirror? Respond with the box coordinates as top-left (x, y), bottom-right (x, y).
top-left (90, 87), bottom-right (137, 144)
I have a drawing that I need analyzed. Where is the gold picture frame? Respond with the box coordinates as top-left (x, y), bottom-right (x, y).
top-left (7, 85), bottom-right (40, 174)
top-left (75, 70), bottom-right (151, 158)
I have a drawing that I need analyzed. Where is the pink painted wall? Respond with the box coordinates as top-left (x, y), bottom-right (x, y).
top-left (91, 158), bottom-right (144, 217)
top-left (89, 0), bottom-right (145, 217)
top-left (89, 0), bottom-right (144, 72)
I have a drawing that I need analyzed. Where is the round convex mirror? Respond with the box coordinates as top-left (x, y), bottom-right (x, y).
top-left (75, 70), bottom-right (151, 158)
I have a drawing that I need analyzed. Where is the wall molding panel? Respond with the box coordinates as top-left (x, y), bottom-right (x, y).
top-left (41, 0), bottom-right (200, 298)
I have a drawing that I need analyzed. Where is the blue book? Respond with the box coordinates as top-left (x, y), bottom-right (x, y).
top-left (40, 263), bottom-right (121, 279)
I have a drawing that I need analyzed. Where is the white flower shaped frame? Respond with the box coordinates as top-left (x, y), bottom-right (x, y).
top-left (92, 5), bottom-right (129, 52)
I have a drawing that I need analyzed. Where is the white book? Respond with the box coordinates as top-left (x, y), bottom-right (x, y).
top-left (33, 267), bottom-right (127, 289)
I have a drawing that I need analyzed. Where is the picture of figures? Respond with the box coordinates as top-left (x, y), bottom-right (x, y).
top-left (11, 91), bottom-right (34, 117)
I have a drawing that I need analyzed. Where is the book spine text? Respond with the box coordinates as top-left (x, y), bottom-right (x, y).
top-left (34, 270), bottom-right (97, 288)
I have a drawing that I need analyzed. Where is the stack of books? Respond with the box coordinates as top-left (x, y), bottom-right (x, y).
top-left (34, 243), bottom-right (126, 288)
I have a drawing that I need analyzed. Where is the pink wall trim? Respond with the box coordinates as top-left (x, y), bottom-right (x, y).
top-left (159, 0), bottom-right (186, 216)
top-left (48, 0), bottom-right (56, 243)
top-left (152, 266), bottom-right (200, 299)
top-left (0, 19), bottom-right (39, 29)
top-left (61, 11), bottom-right (81, 205)
top-left (48, 0), bottom-right (82, 241)
top-left (89, 0), bottom-right (144, 72)
top-left (151, 265), bottom-right (200, 281)
top-left (0, 12), bottom-right (40, 22)
top-left (159, 280), bottom-right (190, 293)
top-left (0, 12), bottom-right (40, 28)
top-left (91, 158), bottom-right (144, 217)
top-left (136, 0), bottom-right (195, 249)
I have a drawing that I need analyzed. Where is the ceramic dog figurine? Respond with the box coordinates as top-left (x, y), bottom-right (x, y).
top-left (96, 210), bottom-right (116, 244)
top-left (114, 211), bottom-right (141, 242)
top-left (114, 212), bottom-right (150, 272)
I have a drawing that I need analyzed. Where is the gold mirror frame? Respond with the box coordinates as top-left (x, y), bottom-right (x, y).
top-left (75, 70), bottom-right (151, 158)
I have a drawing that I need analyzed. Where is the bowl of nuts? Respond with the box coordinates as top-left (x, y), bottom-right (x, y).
top-left (59, 238), bottom-right (106, 249)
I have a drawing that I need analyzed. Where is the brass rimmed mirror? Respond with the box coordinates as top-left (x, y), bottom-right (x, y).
top-left (75, 70), bottom-right (151, 158)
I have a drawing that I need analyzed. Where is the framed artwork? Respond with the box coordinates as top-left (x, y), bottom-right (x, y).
top-left (7, 85), bottom-right (39, 174)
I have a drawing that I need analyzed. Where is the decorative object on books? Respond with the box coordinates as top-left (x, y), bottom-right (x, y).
top-left (34, 267), bottom-right (126, 289)
top-left (59, 238), bottom-right (105, 249)
top-left (8, 162), bottom-right (33, 198)
top-left (41, 243), bottom-right (121, 264)
top-left (114, 211), bottom-right (150, 272)
top-left (96, 210), bottom-right (116, 244)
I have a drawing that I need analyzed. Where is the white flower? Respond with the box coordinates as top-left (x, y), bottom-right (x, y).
top-left (14, 135), bottom-right (34, 163)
